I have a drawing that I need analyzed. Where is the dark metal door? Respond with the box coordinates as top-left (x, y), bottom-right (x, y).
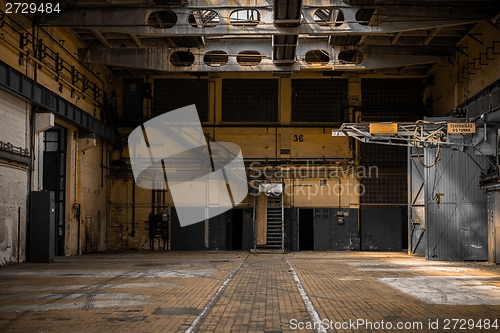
top-left (122, 78), bottom-right (144, 119)
top-left (408, 146), bottom-right (426, 256)
top-left (298, 209), bottom-right (314, 250)
top-left (241, 208), bottom-right (254, 251)
top-left (314, 209), bottom-right (330, 251)
top-left (425, 148), bottom-right (488, 260)
top-left (43, 126), bottom-right (66, 256)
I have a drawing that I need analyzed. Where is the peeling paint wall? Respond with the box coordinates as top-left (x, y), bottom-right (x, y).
top-left (78, 140), bottom-right (110, 254)
top-left (0, 89), bottom-right (30, 265)
top-left (61, 127), bottom-right (112, 256)
top-left (431, 22), bottom-right (500, 115)
top-left (0, 3), bottom-right (113, 261)
top-left (0, 218), bottom-right (13, 266)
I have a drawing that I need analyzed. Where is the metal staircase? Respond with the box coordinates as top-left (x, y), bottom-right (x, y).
top-left (265, 195), bottom-right (284, 249)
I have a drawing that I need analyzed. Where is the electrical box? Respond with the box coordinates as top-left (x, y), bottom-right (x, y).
top-left (29, 191), bottom-right (55, 262)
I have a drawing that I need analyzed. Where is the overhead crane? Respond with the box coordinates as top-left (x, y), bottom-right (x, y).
top-left (332, 118), bottom-right (498, 156)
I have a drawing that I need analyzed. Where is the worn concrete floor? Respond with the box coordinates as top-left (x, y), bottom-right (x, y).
top-left (0, 251), bottom-right (499, 332)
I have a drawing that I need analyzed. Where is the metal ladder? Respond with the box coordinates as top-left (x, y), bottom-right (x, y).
top-left (265, 195), bottom-right (284, 249)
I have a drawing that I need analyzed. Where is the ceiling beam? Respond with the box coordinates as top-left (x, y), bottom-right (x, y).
top-left (37, 6), bottom-right (494, 37)
top-left (130, 34), bottom-right (143, 47)
top-left (391, 31), bottom-right (403, 45)
top-left (424, 27), bottom-right (441, 45)
top-left (91, 30), bottom-right (111, 48)
top-left (79, 41), bottom-right (454, 72)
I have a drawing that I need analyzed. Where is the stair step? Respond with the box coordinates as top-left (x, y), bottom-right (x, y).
top-left (266, 196), bottom-right (283, 250)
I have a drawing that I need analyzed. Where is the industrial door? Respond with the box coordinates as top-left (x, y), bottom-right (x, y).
top-left (122, 78), bottom-right (144, 119)
top-left (43, 126), bottom-right (66, 256)
top-left (408, 146), bottom-right (426, 256)
top-left (425, 148), bottom-right (488, 260)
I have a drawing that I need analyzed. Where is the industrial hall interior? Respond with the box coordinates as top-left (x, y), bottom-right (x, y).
top-left (1, 0), bottom-right (500, 260)
top-left (1, 0), bottom-right (500, 331)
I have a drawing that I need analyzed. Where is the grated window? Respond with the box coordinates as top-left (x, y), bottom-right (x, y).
top-left (292, 79), bottom-right (347, 123)
top-left (153, 79), bottom-right (209, 122)
top-left (222, 79), bottom-right (278, 122)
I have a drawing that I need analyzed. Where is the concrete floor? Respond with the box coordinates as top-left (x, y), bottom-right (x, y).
top-left (0, 252), bottom-right (499, 333)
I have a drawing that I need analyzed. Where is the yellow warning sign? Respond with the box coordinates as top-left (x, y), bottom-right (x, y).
top-left (447, 123), bottom-right (476, 134)
top-left (369, 123), bottom-right (398, 135)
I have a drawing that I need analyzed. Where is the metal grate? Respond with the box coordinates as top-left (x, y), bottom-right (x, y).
top-left (153, 79), bottom-right (209, 122)
top-left (360, 173), bottom-right (407, 205)
top-left (359, 135), bottom-right (410, 205)
top-left (359, 79), bottom-right (423, 205)
top-left (361, 145), bottom-right (407, 169)
top-left (292, 79), bottom-right (347, 122)
top-left (362, 78), bottom-right (424, 107)
top-left (222, 79), bottom-right (278, 122)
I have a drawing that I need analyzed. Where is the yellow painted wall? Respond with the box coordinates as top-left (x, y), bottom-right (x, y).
top-left (108, 74), bottom-right (359, 249)
top-left (0, 2), bottom-right (113, 256)
top-left (431, 22), bottom-right (500, 115)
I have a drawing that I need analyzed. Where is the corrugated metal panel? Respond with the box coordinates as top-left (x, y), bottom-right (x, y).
top-left (465, 80), bottom-right (500, 119)
top-left (425, 148), bottom-right (489, 260)
top-left (409, 147), bottom-right (426, 256)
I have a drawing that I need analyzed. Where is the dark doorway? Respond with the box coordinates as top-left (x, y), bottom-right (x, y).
top-left (43, 126), bottom-right (66, 256)
top-left (122, 78), bottom-right (144, 119)
top-left (299, 209), bottom-right (314, 250)
top-left (231, 209), bottom-right (243, 250)
top-left (170, 208), bottom-right (206, 250)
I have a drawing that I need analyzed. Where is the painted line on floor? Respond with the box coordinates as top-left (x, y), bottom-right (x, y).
top-left (286, 256), bottom-right (327, 333)
top-left (184, 255), bottom-right (247, 333)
